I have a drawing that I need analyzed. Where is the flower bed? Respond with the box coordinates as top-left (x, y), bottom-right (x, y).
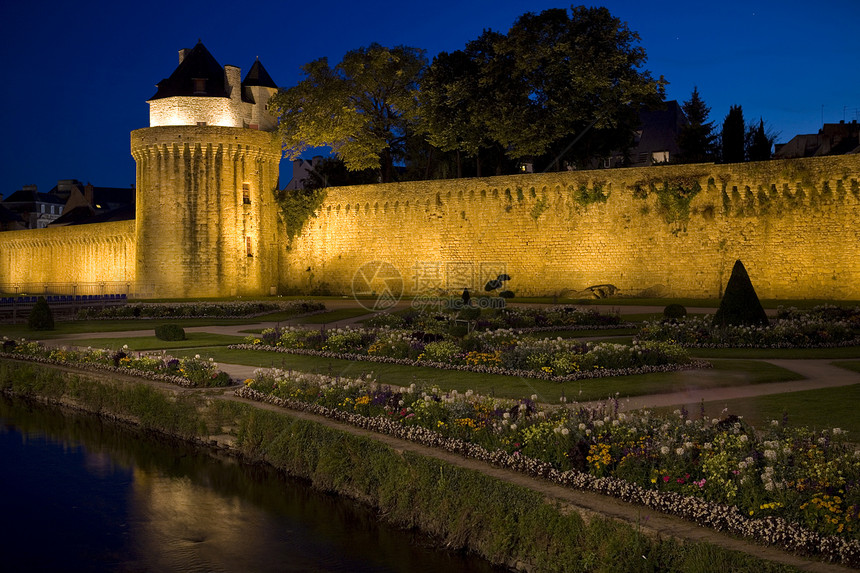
top-left (1, 339), bottom-right (232, 388)
top-left (237, 368), bottom-right (860, 566)
top-left (233, 325), bottom-right (702, 382)
top-left (637, 307), bottom-right (860, 348)
top-left (365, 304), bottom-right (628, 332)
top-left (75, 300), bottom-right (325, 320)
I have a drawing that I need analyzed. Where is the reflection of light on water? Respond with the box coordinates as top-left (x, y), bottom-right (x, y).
top-left (83, 451), bottom-right (115, 479)
top-left (128, 467), bottom-right (270, 572)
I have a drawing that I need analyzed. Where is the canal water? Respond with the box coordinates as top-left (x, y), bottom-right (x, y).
top-left (0, 396), bottom-right (504, 572)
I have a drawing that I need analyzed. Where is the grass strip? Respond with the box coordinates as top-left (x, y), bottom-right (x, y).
top-left (58, 333), bottom-right (246, 351)
top-left (689, 346), bottom-right (860, 359)
top-left (652, 383), bottom-right (860, 435)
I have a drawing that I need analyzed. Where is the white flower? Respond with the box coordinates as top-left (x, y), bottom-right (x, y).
top-left (675, 447), bottom-right (685, 456)
top-left (503, 412), bottom-right (510, 419)
top-left (561, 428), bottom-right (569, 436)
top-left (739, 435), bottom-right (748, 443)
top-left (764, 450), bottom-right (777, 460)
top-left (510, 424), bottom-right (517, 431)
top-left (578, 423), bottom-right (586, 431)
top-left (660, 446), bottom-right (670, 455)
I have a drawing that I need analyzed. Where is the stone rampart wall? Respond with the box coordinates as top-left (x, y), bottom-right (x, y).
top-left (283, 156), bottom-right (860, 300)
top-left (0, 220), bottom-right (136, 290)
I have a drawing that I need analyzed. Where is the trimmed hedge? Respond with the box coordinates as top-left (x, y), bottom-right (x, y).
top-left (155, 324), bottom-right (186, 341)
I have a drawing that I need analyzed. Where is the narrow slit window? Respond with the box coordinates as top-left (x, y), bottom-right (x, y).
top-left (246, 236), bottom-right (253, 257)
top-left (242, 183), bottom-right (251, 204)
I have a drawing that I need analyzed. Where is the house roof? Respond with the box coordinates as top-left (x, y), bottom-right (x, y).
top-left (0, 203), bottom-right (24, 224)
top-left (3, 189), bottom-right (65, 205)
top-left (51, 203), bottom-right (135, 227)
top-left (635, 100), bottom-right (686, 156)
top-left (149, 41), bottom-right (229, 100)
top-left (242, 58), bottom-right (277, 89)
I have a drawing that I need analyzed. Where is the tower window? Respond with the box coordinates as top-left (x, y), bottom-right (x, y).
top-left (242, 183), bottom-right (251, 204)
top-left (193, 78), bottom-right (206, 94)
top-left (246, 236), bottom-right (253, 257)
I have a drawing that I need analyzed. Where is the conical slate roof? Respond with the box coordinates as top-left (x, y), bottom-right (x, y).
top-left (242, 58), bottom-right (277, 88)
top-left (149, 41), bottom-right (228, 100)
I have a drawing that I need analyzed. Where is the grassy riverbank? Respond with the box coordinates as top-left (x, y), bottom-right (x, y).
top-left (0, 358), bottom-right (808, 572)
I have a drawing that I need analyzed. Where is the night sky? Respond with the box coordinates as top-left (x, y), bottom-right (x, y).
top-left (1, 0), bottom-right (858, 194)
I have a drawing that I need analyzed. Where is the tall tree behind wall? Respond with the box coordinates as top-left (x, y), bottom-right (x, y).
top-left (721, 104), bottom-right (746, 163)
top-left (677, 86), bottom-right (716, 163)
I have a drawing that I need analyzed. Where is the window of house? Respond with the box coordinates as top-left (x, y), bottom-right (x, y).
top-left (242, 183), bottom-right (251, 204)
top-left (193, 78), bottom-right (206, 94)
top-left (651, 151), bottom-right (669, 164)
top-left (246, 236), bottom-right (253, 257)
top-left (50, 205), bottom-right (55, 214)
top-left (41, 204), bottom-right (45, 213)
top-left (197, 121), bottom-right (207, 126)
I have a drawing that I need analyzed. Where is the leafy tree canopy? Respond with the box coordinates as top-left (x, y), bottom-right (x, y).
top-left (270, 44), bottom-right (427, 182)
top-left (419, 6), bottom-right (665, 171)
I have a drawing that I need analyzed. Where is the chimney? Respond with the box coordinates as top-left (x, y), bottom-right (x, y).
top-left (179, 48), bottom-right (191, 64)
top-left (224, 65), bottom-right (241, 100)
top-left (84, 183), bottom-right (94, 206)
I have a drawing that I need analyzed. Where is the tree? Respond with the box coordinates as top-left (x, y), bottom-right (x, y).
top-left (713, 260), bottom-right (769, 327)
top-left (270, 44), bottom-right (427, 183)
top-left (419, 6), bottom-right (664, 174)
top-left (27, 296), bottom-right (54, 331)
top-left (721, 105), bottom-right (745, 163)
top-left (420, 31), bottom-right (511, 177)
top-left (746, 118), bottom-right (775, 162)
top-left (677, 87), bottom-right (716, 163)
top-left (492, 6), bottom-right (665, 167)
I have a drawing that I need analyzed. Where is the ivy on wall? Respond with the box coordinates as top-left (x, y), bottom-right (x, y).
top-left (630, 175), bottom-right (704, 224)
top-left (572, 181), bottom-right (609, 207)
top-left (274, 188), bottom-right (327, 248)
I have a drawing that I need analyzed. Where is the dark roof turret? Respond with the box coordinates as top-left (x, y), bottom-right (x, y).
top-left (149, 41), bottom-right (228, 100)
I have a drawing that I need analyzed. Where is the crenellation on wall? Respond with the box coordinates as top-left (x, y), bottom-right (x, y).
top-left (281, 156), bottom-right (860, 300)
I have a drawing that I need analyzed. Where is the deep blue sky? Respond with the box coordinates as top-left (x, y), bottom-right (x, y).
top-left (1, 0), bottom-right (858, 194)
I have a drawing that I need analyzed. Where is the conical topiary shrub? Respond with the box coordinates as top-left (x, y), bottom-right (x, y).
top-left (27, 296), bottom-right (55, 331)
top-left (713, 260), bottom-right (769, 327)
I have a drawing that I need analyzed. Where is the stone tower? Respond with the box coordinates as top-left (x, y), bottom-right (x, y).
top-left (131, 42), bottom-right (281, 297)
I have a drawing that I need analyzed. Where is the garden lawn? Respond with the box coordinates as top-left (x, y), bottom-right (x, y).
top-left (168, 347), bottom-right (800, 403)
top-left (4, 317), bottom-right (280, 339)
top-left (833, 360), bottom-right (860, 374)
top-left (298, 308), bottom-right (373, 324)
top-left (660, 382), bottom-right (860, 434)
top-left (62, 333), bottom-right (246, 351)
top-left (689, 346), bottom-right (860, 359)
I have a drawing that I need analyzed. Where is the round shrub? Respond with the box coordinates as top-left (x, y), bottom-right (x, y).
top-left (27, 297), bottom-right (54, 331)
top-left (663, 304), bottom-right (687, 320)
top-left (155, 324), bottom-right (186, 341)
top-left (499, 290), bottom-right (515, 299)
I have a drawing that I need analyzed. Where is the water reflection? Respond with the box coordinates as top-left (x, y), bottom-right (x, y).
top-left (0, 396), bottom-right (502, 572)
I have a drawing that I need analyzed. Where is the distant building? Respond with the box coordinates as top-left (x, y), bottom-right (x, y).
top-left (285, 156), bottom-right (324, 190)
top-left (2, 185), bottom-right (66, 228)
top-left (1, 179), bottom-right (135, 230)
top-left (591, 100), bottom-right (687, 169)
top-left (774, 120), bottom-right (860, 159)
top-left (49, 180), bottom-right (135, 227)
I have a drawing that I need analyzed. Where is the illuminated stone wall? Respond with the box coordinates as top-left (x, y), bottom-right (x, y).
top-left (131, 125), bottom-right (280, 298)
top-left (283, 155), bottom-right (860, 300)
top-left (0, 220), bottom-right (135, 289)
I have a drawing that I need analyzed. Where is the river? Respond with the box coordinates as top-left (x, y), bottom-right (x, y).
top-left (0, 395), bottom-right (503, 572)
